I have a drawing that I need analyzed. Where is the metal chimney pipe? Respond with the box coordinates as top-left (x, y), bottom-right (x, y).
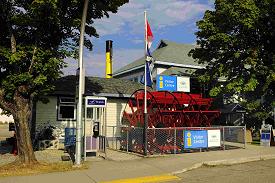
top-left (105, 40), bottom-right (113, 78)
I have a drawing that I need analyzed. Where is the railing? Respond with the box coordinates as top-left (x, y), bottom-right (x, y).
top-left (106, 125), bottom-right (246, 155)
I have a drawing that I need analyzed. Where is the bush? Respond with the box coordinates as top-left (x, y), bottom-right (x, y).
top-left (37, 125), bottom-right (57, 140)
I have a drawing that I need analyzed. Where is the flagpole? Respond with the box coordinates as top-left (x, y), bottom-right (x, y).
top-left (144, 11), bottom-right (148, 156)
top-left (75, 0), bottom-right (89, 166)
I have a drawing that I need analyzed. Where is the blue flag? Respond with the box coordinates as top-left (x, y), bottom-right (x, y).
top-left (141, 57), bottom-right (154, 87)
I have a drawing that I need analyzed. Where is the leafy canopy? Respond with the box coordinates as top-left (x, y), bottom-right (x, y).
top-left (0, 0), bottom-right (128, 108)
top-left (190, 0), bottom-right (275, 119)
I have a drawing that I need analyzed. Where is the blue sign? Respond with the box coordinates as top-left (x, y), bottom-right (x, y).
top-left (156, 75), bottom-right (177, 91)
top-left (87, 99), bottom-right (106, 106)
top-left (184, 130), bottom-right (208, 149)
top-left (261, 133), bottom-right (271, 140)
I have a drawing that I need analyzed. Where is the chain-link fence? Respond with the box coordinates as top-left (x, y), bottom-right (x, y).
top-left (106, 125), bottom-right (246, 155)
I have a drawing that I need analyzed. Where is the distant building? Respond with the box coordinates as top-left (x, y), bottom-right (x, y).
top-left (113, 40), bottom-right (205, 93)
top-left (113, 39), bottom-right (246, 126)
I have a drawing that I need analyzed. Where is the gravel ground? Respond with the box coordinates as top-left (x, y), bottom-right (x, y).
top-left (1, 123), bottom-right (71, 166)
top-left (0, 142), bottom-right (70, 166)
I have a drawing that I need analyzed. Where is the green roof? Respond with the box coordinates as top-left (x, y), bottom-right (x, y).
top-left (113, 40), bottom-right (202, 75)
top-left (52, 75), bottom-right (148, 97)
top-left (161, 67), bottom-right (196, 76)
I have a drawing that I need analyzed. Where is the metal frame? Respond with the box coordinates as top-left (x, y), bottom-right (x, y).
top-left (84, 96), bottom-right (107, 161)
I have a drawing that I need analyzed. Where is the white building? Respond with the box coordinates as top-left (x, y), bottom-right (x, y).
top-left (34, 75), bottom-right (146, 141)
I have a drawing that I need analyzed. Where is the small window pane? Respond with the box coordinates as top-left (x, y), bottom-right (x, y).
top-left (87, 108), bottom-right (93, 119)
top-left (59, 106), bottom-right (75, 119)
top-left (60, 97), bottom-right (75, 103)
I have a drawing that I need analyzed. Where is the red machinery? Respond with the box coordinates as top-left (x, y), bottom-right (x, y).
top-left (122, 90), bottom-right (220, 127)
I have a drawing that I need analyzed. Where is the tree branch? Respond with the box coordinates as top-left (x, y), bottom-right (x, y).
top-left (11, 33), bottom-right (16, 53)
top-left (29, 46), bottom-right (37, 73)
top-left (0, 89), bottom-right (16, 116)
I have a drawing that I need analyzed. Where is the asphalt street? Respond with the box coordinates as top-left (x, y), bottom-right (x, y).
top-left (168, 159), bottom-right (275, 183)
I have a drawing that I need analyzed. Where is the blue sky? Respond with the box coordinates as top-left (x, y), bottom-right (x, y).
top-left (63, 0), bottom-right (214, 77)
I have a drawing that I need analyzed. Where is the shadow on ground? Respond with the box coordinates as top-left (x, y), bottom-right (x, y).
top-left (0, 140), bottom-right (12, 155)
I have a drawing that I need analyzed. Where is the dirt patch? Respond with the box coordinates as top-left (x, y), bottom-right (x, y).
top-left (0, 161), bottom-right (88, 177)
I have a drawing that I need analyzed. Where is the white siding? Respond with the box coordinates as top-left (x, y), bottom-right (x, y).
top-left (35, 96), bottom-right (76, 140)
top-left (106, 98), bottom-right (128, 137)
top-left (35, 96), bottom-right (57, 128)
top-left (35, 96), bottom-right (128, 138)
top-left (157, 67), bottom-right (167, 75)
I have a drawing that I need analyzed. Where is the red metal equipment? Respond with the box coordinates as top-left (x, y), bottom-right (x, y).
top-left (122, 90), bottom-right (220, 127)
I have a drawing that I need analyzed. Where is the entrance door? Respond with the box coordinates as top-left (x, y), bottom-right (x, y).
top-left (86, 107), bottom-right (103, 136)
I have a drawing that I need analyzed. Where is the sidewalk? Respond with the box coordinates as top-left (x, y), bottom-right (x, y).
top-left (0, 145), bottom-right (275, 183)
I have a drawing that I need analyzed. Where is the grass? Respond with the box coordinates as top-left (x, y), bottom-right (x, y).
top-left (0, 161), bottom-right (89, 177)
top-left (251, 140), bottom-right (260, 145)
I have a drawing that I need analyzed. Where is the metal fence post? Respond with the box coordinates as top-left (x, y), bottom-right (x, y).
top-left (126, 128), bottom-right (129, 152)
top-left (112, 126), bottom-right (114, 149)
top-left (244, 125), bottom-right (246, 149)
top-left (174, 127), bottom-right (177, 154)
top-left (115, 126), bottom-right (118, 149)
top-left (223, 126), bottom-right (225, 151)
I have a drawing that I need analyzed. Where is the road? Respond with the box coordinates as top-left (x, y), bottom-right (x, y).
top-left (168, 159), bottom-right (275, 183)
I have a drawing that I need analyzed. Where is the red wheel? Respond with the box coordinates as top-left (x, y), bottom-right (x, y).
top-left (122, 89), bottom-right (162, 128)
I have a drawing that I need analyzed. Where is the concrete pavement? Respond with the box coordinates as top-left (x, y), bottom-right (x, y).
top-left (0, 144), bottom-right (275, 183)
top-left (167, 159), bottom-right (275, 183)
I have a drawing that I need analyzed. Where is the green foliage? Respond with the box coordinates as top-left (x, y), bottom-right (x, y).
top-left (190, 0), bottom-right (275, 120)
top-left (0, 0), bottom-right (128, 163)
top-left (0, 0), bottom-right (128, 106)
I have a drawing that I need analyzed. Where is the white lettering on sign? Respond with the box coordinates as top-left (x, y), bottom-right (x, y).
top-left (193, 135), bottom-right (205, 144)
top-left (165, 80), bottom-right (175, 84)
top-left (165, 83), bottom-right (175, 87)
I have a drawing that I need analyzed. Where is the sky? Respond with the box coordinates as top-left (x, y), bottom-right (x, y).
top-left (62, 0), bottom-right (214, 77)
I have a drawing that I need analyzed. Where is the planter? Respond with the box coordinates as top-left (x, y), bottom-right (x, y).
top-left (39, 139), bottom-right (59, 150)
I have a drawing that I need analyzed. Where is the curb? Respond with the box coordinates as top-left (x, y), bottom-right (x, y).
top-left (172, 154), bottom-right (275, 175)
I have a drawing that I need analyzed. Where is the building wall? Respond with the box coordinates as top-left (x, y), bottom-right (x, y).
top-left (117, 70), bottom-right (144, 82)
top-left (35, 96), bottom-right (129, 138)
top-left (156, 67), bottom-right (167, 75)
top-left (35, 96), bottom-right (76, 141)
top-left (105, 98), bottom-right (128, 137)
top-left (36, 96), bottom-right (57, 128)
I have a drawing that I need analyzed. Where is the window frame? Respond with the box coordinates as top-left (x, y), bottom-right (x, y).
top-left (57, 97), bottom-right (76, 121)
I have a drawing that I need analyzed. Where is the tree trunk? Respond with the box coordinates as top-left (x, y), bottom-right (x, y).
top-left (14, 93), bottom-right (38, 164)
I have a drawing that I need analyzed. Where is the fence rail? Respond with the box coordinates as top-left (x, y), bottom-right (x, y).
top-left (106, 125), bottom-right (246, 155)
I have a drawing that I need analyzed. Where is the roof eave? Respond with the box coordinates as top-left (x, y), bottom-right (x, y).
top-left (154, 61), bottom-right (205, 69)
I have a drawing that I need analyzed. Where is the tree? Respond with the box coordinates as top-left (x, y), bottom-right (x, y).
top-left (0, 0), bottom-right (128, 164)
top-left (190, 0), bottom-right (275, 120)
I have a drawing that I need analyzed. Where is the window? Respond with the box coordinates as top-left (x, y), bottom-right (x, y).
top-left (86, 108), bottom-right (101, 121)
top-left (57, 97), bottom-right (76, 120)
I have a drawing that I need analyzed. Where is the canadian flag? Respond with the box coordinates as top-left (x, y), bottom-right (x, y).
top-left (146, 20), bottom-right (153, 49)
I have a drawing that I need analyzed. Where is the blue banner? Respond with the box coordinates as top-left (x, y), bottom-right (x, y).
top-left (156, 75), bottom-right (177, 91)
top-left (184, 130), bottom-right (208, 149)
